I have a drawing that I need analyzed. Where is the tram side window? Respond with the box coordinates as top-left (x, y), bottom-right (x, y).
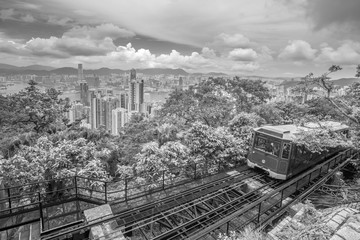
top-left (282, 143), bottom-right (290, 159)
top-left (296, 145), bottom-right (312, 161)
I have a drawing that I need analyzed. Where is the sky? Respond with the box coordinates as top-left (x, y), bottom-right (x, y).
top-left (0, 0), bottom-right (360, 78)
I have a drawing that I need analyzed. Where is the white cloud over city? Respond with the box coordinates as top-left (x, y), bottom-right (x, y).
top-left (0, 0), bottom-right (360, 76)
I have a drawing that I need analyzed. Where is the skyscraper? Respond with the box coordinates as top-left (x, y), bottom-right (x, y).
top-left (80, 81), bottom-right (89, 106)
top-left (179, 77), bottom-right (183, 89)
top-left (78, 64), bottom-right (84, 81)
top-left (128, 69), bottom-right (144, 112)
top-left (111, 108), bottom-right (128, 135)
top-left (130, 68), bottom-right (136, 80)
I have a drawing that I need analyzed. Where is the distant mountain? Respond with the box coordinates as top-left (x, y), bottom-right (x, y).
top-left (20, 65), bottom-right (55, 71)
top-left (0, 64), bottom-right (191, 76)
top-left (205, 72), bottom-right (228, 76)
top-left (137, 68), bottom-right (189, 75)
top-left (0, 63), bottom-right (20, 70)
top-left (0, 64), bottom-right (55, 71)
top-left (279, 77), bottom-right (360, 89)
top-left (332, 78), bottom-right (360, 87)
top-left (85, 68), bottom-right (126, 75)
top-left (50, 67), bottom-right (78, 75)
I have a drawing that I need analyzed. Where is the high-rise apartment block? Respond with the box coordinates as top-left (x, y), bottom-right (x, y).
top-left (73, 66), bottom-right (151, 135)
top-left (80, 81), bottom-right (89, 106)
top-left (111, 108), bottom-right (128, 135)
top-left (78, 64), bottom-right (84, 81)
top-left (128, 69), bottom-right (144, 112)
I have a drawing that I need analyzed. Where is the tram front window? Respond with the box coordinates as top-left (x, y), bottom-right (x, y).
top-left (282, 143), bottom-right (290, 159)
top-left (255, 136), bottom-right (281, 157)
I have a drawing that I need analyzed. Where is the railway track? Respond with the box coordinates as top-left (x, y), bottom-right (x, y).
top-left (78, 169), bottom-right (278, 240)
top-left (41, 149), bottom-right (358, 240)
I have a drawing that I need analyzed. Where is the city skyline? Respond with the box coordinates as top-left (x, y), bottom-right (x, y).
top-left (0, 0), bottom-right (360, 78)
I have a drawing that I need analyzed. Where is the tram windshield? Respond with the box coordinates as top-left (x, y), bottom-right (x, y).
top-left (282, 143), bottom-right (291, 159)
top-left (254, 135), bottom-right (281, 157)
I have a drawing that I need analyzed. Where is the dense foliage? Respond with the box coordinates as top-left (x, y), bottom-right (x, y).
top-left (1, 68), bottom-right (360, 194)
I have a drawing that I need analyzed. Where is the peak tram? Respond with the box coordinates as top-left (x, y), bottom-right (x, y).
top-left (247, 122), bottom-right (349, 180)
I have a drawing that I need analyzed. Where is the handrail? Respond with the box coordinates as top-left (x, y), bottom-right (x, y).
top-left (40, 220), bottom-right (84, 236)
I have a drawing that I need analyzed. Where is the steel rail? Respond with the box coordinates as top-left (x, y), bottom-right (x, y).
top-left (187, 149), bottom-right (356, 240)
top-left (92, 173), bottom-right (276, 240)
top-left (40, 168), bottom-right (257, 240)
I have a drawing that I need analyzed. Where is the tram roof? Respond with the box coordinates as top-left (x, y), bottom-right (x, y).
top-left (254, 121), bottom-right (348, 141)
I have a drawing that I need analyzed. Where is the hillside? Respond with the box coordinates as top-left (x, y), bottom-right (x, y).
top-left (0, 64), bottom-right (190, 76)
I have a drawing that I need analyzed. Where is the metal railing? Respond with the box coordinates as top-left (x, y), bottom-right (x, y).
top-left (0, 160), bottom-right (240, 234)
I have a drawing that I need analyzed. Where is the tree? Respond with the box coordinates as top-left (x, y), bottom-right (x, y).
top-left (251, 103), bottom-right (284, 125)
top-left (132, 141), bottom-right (190, 188)
top-left (228, 112), bottom-right (265, 150)
top-left (0, 136), bottom-right (110, 198)
top-left (183, 122), bottom-right (247, 174)
top-left (294, 65), bottom-right (360, 150)
top-left (159, 77), bottom-right (270, 128)
top-left (5, 80), bottom-right (70, 133)
top-left (298, 66), bottom-right (359, 125)
top-left (274, 101), bottom-right (309, 124)
top-left (228, 77), bottom-right (271, 112)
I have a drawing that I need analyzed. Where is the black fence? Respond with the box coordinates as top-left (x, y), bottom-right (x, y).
top-left (0, 160), bottom-right (241, 236)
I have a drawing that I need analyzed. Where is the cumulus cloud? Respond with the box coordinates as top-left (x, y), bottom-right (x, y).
top-left (231, 62), bottom-right (259, 72)
top-left (228, 48), bottom-right (258, 61)
top-left (23, 36), bottom-right (117, 58)
top-left (201, 47), bottom-right (216, 58)
top-left (156, 50), bottom-right (212, 69)
top-left (64, 23), bottom-right (135, 40)
top-left (109, 43), bottom-right (155, 63)
top-left (213, 33), bottom-right (251, 48)
top-left (315, 41), bottom-right (360, 65)
top-left (0, 39), bottom-right (24, 55)
top-left (278, 40), bottom-right (317, 61)
top-left (0, 24), bottom-right (137, 58)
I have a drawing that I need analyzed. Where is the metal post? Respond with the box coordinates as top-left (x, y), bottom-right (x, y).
top-left (74, 176), bottom-right (78, 199)
top-left (38, 192), bottom-right (44, 230)
top-left (257, 203), bottom-right (262, 223)
top-left (162, 171), bottom-right (165, 190)
top-left (279, 189), bottom-right (284, 207)
top-left (295, 179), bottom-right (300, 192)
top-left (7, 188), bottom-right (11, 214)
top-left (125, 178), bottom-right (128, 202)
top-left (194, 164), bottom-right (197, 179)
top-left (326, 162), bottom-right (330, 172)
top-left (104, 182), bottom-right (107, 204)
top-left (226, 222), bottom-right (229, 235)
